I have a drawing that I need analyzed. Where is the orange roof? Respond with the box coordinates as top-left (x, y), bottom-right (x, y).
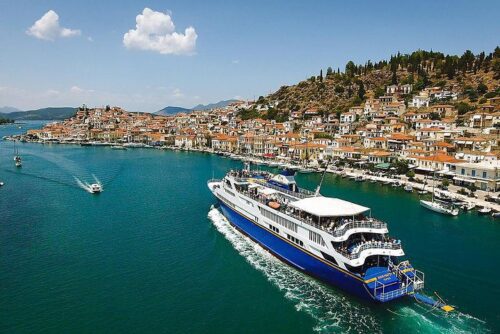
top-left (420, 154), bottom-right (463, 163)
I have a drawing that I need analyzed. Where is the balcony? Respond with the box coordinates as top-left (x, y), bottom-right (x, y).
top-left (339, 240), bottom-right (403, 260)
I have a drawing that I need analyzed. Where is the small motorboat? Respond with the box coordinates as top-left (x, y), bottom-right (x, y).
top-left (404, 184), bottom-right (413, 192)
top-left (478, 207), bottom-right (492, 215)
top-left (299, 168), bottom-right (315, 174)
top-left (461, 202), bottom-right (476, 211)
top-left (355, 175), bottom-right (364, 182)
top-left (491, 211), bottom-right (500, 218)
top-left (111, 145), bottom-right (127, 150)
top-left (0, 181), bottom-right (4, 187)
top-left (14, 155), bottom-right (22, 168)
top-left (89, 183), bottom-right (102, 194)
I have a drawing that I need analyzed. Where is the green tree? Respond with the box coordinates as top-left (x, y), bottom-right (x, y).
top-left (358, 81), bottom-right (366, 100)
top-left (456, 102), bottom-right (473, 115)
top-left (326, 67), bottom-right (333, 77)
top-left (477, 82), bottom-right (488, 95)
top-left (374, 87), bottom-right (385, 98)
top-left (345, 61), bottom-right (356, 77)
top-left (391, 70), bottom-right (398, 85)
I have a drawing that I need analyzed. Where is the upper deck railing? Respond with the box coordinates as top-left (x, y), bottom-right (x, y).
top-left (331, 220), bottom-right (387, 237)
top-left (339, 241), bottom-right (402, 260)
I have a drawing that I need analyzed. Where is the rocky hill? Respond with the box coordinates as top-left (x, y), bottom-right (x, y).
top-left (248, 47), bottom-right (500, 120)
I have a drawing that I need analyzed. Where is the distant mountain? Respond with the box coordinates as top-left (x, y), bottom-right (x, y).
top-left (155, 106), bottom-right (191, 116)
top-left (0, 106), bottom-right (20, 113)
top-left (5, 107), bottom-right (77, 120)
top-left (155, 99), bottom-right (241, 115)
top-left (191, 99), bottom-right (239, 111)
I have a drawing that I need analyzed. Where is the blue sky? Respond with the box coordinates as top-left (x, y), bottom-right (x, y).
top-left (0, 0), bottom-right (499, 112)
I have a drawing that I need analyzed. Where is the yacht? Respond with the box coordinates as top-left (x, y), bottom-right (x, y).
top-left (419, 199), bottom-right (459, 216)
top-left (478, 207), bottom-right (492, 215)
top-left (13, 141), bottom-right (22, 167)
top-left (404, 185), bottom-right (413, 192)
top-left (208, 165), bottom-right (425, 303)
top-left (461, 202), bottom-right (476, 211)
top-left (111, 145), bottom-right (127, 150)
top-left (355, 175), bottom-right (364, 182)
top-left (89, 183), bottom-right (102, 194)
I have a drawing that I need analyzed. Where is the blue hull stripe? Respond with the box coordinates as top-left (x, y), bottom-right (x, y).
top-left (217, 200), bottom-right (377, 301)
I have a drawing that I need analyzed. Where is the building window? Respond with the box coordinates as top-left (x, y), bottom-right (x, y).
top-left (483, 171), bottom-right (487, 179)
top-left (472, 170), bottom-right (476, 177)
top-left (461, 168), bottom-right (465, 175)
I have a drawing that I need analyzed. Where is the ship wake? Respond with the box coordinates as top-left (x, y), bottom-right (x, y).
top-left (207, 207), bottom-right (382, 334)
top-left (207, 207), bottom-right (490, 334)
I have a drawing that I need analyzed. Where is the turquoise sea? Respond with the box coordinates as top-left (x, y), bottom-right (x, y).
top-left (1, 122), bottom-right (498, 333)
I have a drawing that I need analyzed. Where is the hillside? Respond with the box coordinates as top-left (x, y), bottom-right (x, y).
top-left (155, 106), bottom-right (191, 116)
top-left (156, 99), bottom-right (241, 115)
top-left (192, 99), bottom-right (239, 111)
top-left (5, 107), bottom-right (77, 120)
top-left (243, 47), bottom-right (500, 120)
top-left (0, 106), bottom-right (20, 113)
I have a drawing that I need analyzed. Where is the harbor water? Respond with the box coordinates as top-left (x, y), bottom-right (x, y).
top-left (0, 122), bottom-right (498, 333)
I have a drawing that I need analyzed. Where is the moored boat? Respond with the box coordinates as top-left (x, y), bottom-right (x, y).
top-left (478, 207), bottom-right (492, 215)
top-left (419, 200), bottom-right (459, 216)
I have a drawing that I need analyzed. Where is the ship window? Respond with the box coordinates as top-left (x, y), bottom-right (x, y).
top-left (269, 224), bottom-right (280, 234)
top-left (309, 230), bottom-right (326, 246)
top-left (287, 234), bottom-right (303, 247)
top-left (260, 208), bottom-right (297, 232)
top-left (320, 251), bottom-right (338, 266)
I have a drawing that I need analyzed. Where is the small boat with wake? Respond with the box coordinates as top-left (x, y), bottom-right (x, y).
top-left (89, 183), bottom-right (102, 194)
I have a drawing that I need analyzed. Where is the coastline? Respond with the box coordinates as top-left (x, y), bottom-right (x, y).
top-left (5, 132), bottom-right (500, 214)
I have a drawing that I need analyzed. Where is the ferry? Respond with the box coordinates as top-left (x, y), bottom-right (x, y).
top-left (208, 165), bottom-right (425, 303)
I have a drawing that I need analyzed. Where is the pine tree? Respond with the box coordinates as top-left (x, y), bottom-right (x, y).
top-left (358, 82), bottom-right (366, 100)
top-left (391, 70), bottom-right (398, 85)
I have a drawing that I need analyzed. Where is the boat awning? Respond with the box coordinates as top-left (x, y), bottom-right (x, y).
top-left (289, 197), bottom-right (369, 217)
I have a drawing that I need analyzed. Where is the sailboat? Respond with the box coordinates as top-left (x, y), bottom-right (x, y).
top-left (13, 141), bottom-right (22, 168)
top-left (419, 163), bottom-right (458, 216)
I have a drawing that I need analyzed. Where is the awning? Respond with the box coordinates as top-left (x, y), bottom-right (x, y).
top-left (375, 163), bottom-right (391, 170)
top-left (290, 197), bottom-right (369, 217)
top-left (452, 176), bottom-right (475, 183)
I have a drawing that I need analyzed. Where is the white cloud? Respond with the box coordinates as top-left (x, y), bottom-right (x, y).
top-left (87, 36), bottom-right (93, 42)
top-left (70, 86), bottom-right (84, 93)
top-left (232, 60), bottom-right (240, 64)
top-left (27, 10), bottom-right (81, 41)
top-left (171, 88), bottom-right (184, 98)
top-left (123, 8), bottom-right (197, 55)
